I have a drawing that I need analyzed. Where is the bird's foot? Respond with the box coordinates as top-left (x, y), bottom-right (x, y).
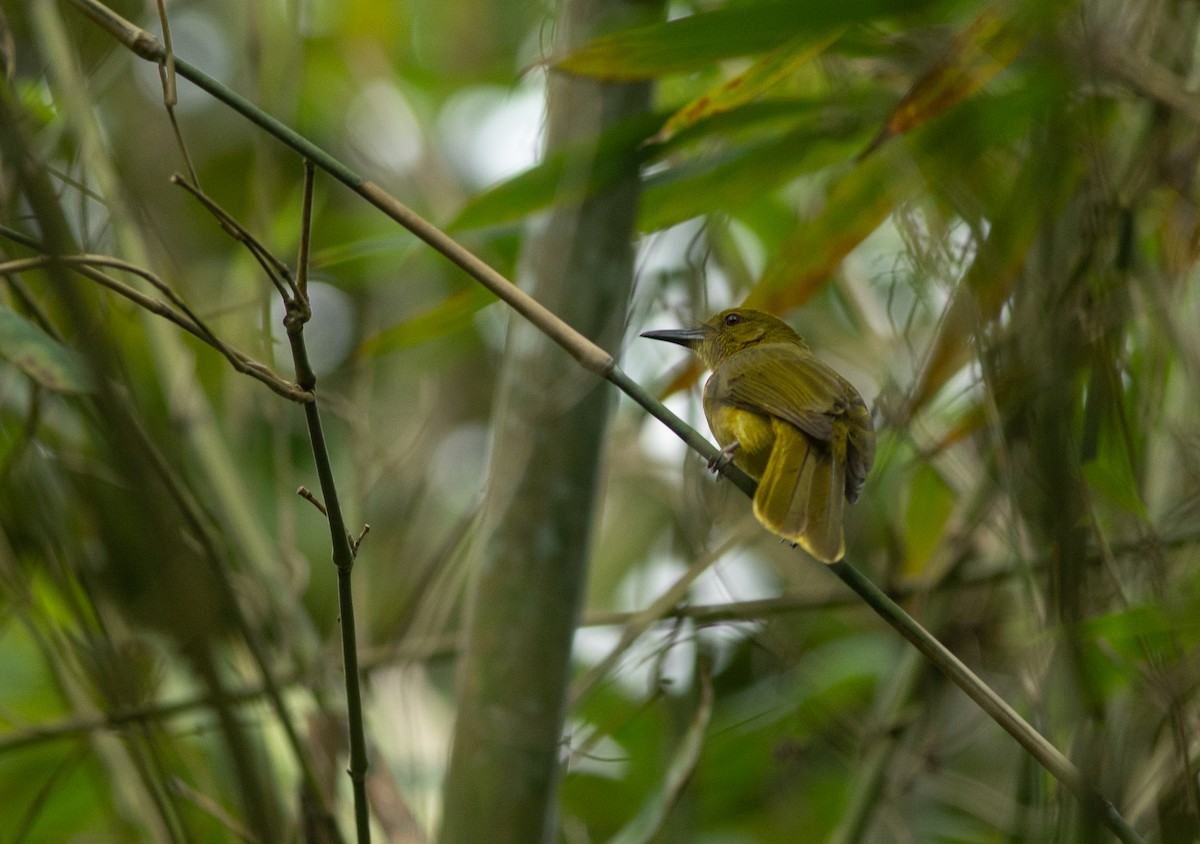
top-left (707, 440), bottom-right (740, 473)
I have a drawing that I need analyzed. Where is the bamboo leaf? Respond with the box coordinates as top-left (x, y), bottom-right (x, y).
top-left (1083, 459), bottom-right (1148, 519)
top-left (454, 98), bottom-right (872, 236)
top-left (449, 112), bottom-right (664, 233)
top-left (652, 29), bottom-right (845, 143)
top-left (312, 233), bottom-right (421, 269)
top-left (555, 0), bottom-right (941, 80)
top-left (641, 127), bottom-right (868, 232)
top-left (903, 463), bottom-right (956, 578)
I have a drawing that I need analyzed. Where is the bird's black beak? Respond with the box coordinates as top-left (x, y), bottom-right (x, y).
top-left (639, 326), bottom-right (708, 349)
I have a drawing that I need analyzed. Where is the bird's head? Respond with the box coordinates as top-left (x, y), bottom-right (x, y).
top-left (640, 308), bottom-right (807, 369)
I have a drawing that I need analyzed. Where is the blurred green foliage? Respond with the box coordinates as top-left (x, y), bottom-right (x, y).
top-left (2, 0), bottom-right (1200, 841)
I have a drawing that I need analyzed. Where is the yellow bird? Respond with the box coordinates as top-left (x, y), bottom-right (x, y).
top-left (642, 308), bottom-right (875, 562)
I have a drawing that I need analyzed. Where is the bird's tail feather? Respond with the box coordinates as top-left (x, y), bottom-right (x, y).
top-left (753, 420), bottom-right (846, 562)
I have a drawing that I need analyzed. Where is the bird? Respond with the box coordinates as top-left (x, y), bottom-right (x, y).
top-left (641, 308), bottom-right (875, 562)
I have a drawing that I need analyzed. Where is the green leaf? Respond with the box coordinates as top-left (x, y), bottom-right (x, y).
top-left (312, 233), bottom-right (421, 269)
top-left (1077, 605), bottom-right (1179, 648)
top-left (453, 97), bottom-right (879, 236)
top-left (357, 285), bottom-right (495, 358)
top-left (903, 463), bottom-right (956, 577)
top-left (1080, 352), bottom-right (1147, 519)
top-left (0, 304), bottom-right (92, 393)
top-left (641, 126), bottom-right (868, 232)
top-left (556, 0), bottom-right (943, 80)
top-left (862, 6), bottom-right (1032, 155)
top-left (1083, 457), bottom-right (1147, 520)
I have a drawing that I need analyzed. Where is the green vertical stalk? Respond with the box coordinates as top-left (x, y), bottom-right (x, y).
top-left (439, 0), bottom-right (660, 840)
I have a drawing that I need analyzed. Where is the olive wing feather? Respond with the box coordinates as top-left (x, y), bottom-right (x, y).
top-left (706, 344), bottom-right (848, 442)
top-left (707, 343), bottom-right (875, 502)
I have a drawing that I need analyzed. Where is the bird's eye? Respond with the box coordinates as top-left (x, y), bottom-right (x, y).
top-left (723, 312), bottom-right (742, 326)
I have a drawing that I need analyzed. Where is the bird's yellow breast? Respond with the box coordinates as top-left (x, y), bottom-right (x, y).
top-left (703, 401), bottom-right (776, 480)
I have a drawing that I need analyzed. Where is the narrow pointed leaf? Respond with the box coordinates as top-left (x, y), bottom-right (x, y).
top-left (555, 0), bottom-right (941, 80)
top-left (862, 5), bottom-right (1032, 156)
top-left (652, 28), bottom-right (845, 143)
top-left (640, 126), bottom-right (868, 232)
top-left (449, 112), bottom-right (664, 233)
top-left (357, 286), bottom-right (495, 358)
top-left (903, 463), bottom-right (956, 578)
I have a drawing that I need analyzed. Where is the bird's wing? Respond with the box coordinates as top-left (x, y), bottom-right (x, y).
top-left (707, 343), bottom-right (851, 443)
top-left (710, 343), bottom-right (876, 502)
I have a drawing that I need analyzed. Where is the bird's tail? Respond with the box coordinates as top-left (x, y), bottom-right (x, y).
top-left (752, 419), bottom-right (846, 562)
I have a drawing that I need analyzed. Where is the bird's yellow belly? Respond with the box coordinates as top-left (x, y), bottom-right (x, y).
top-left (706, 404), bottom-right (776, 479)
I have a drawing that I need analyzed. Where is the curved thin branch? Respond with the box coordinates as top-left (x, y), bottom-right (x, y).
top-left (0, 251), bottom-right (311, 402)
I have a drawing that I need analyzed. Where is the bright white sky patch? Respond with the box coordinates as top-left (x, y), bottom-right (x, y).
top-left (438, 78), bottom-right (546, 189)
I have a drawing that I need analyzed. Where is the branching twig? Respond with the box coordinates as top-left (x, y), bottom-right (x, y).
top-left (0, 83), bottom-right (339, 838)
top-left (351, 524), bottom-right (370, 556)
top-left (171, 150), bottom-right (372, 840)
top-left (171, 176), bottom-right (295, 300)
top-left (297, 486), bottom-right (369, 557)
top-left (0, 247), bottom-right (311, 402)
top-left (153, 0), bottom-right (176, 107)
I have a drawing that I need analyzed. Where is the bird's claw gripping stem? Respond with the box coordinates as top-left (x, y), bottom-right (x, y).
top-left (707, 440), bottom-right (740, 473)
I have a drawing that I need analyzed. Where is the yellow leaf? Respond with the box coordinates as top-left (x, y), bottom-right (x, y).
top-left (653, 29), bottom-right (844, 144)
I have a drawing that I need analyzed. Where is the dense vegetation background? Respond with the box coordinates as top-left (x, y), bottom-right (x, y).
top-left (1, 0), bottom-right (1198, 841)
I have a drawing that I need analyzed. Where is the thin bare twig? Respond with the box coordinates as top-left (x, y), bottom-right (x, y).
top-left (296, 160), bottom-right (315, 303)
top-left (1108, 51), bottom-right (1200, 123)
top-left (170, 175), bottom-right (295, 300)
top-left (351, 524), bottom-right (370, 556)
top-left (297, 485), bottom-right (328, 516)
top-left (170, 777), bottom-right (257, 843)
top-left (153, 0), bottom-right (198, 185)
top-left (569, 529), bottom-right (747, 707)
